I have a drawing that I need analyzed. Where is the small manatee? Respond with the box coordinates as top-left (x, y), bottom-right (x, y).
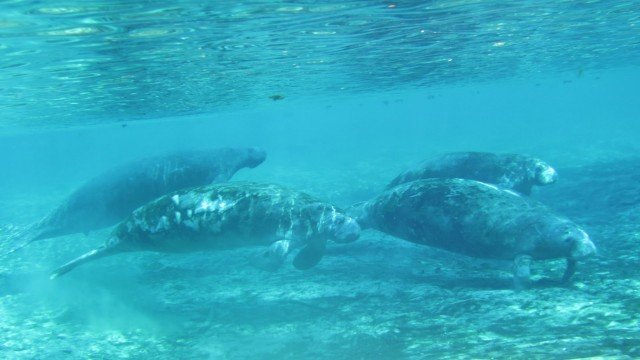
top-left (387, 152), bottom-right (558, 195)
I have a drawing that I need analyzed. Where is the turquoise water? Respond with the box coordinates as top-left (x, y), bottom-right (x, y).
top-left (1, 1), bottom-right (640, 359)
top-left (1, 1), bottom-right (639, 127)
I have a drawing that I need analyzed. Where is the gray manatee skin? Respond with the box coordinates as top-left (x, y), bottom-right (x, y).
top-left (50, 182), bottom-right (360, 278)
top-left (386, 152), bottom-right (558, 195)
top-left (355, 178), bottom-right (595, 287)
top-left (26, 147), bottom-right (266, 244)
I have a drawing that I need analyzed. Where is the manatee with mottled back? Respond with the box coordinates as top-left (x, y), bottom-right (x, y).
top-left (7, 147), bottom-right (266, 254)
top-left (387, 152), bottom-right (558, 195)
top-left (351, 178), bottom-right (596, 289)
top-left (50, 182), bottom-right (360, 278)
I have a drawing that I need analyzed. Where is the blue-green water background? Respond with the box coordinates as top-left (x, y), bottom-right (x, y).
top-left (1, 1), bottom-right (640, 359)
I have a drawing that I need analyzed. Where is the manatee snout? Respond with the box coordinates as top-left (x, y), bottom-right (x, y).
top-left (569, 230), bottom-right (597, 260)
top-left (244, 147), bottom-right (267, 168)
top-left (535, 162), bottom-right (558, 185)
top-left (331, 216), bottom-right (361, 243)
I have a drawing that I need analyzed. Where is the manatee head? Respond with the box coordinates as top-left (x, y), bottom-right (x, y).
top-left (196, 147), bottom-right (266, 183)
top-left (537, 219), bottom-right (596, 260)
top-left (532, 160), bottom-right (558, 186)
top-left (566, 228), bottom-right (597, 260)
top-left (240, 147), bottom-right (267, 169)
top-left (309, 204), bottom-right (360, 243)
top-left (324, 213), bottom-right (361, 243)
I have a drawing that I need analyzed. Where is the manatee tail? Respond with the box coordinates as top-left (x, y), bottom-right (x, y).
top-left (5, 240), bottom-right (31, 256)
top-left (50, 241), bottom-right (122, 279)
top-left (2, 225), bottom-right (47, 256)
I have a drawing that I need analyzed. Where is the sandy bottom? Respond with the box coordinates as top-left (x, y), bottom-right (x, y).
top-left (1, 158), bottom-right (639, 359)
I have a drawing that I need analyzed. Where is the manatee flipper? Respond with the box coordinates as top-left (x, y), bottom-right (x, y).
top-left (50, 240), bottom-right (122, 279)
top-left (251, 239), bottom-right (291, 272)
top-left (561, 258), bottom-right (576, 284)
top-left (513, 255), bottom-right (532, 290)
top-left (292, 239), bottom-right (327, 270)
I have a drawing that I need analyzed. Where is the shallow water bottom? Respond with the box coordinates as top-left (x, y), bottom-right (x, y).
top-left (1, 160), bottom-right (639, 359)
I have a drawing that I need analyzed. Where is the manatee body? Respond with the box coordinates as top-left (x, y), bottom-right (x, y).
top-left (387, 152), bottom-right (557, 195)
top-left (50, 182), bottom-right (360, 278)
top-left (11, 147), bottom-right (266, 252)
top-left (354, 178), bottom-right (595, 288)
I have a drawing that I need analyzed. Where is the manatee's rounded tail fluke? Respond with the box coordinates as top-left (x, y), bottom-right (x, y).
top-left (50, 242), bottom-right (121, 279)
top-left (2, 226), bottom-right (44, 256)
top-left (6, 240), bottom-right (33, 256)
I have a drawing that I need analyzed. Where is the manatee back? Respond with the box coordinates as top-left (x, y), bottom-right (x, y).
top-left (386, 152), bottom-right (538, 194)
top-left (368, 178), bottom-right (552, 259)
top-left (112, 182), bottom-right (325, 252)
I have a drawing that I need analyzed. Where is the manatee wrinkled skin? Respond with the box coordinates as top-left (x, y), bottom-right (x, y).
top-left (9, 147), bottom-right (266, 253)
top-left (354, 178), bottom-right (595, 288)
top-left (387, 152), bottom-right (558, 195)
top-left (50, 182), bottom-right (360, 278)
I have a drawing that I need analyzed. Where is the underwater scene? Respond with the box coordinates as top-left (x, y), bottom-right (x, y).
top-left (1, 1), bottom-right (640, 359)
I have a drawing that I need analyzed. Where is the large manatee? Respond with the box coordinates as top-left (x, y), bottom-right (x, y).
top-left (8, 147), bottom-right (266, 253)
top-left (387, 152), bottom-right (557, 195)
top-left (352, 178), bottom-right (595, 289)
top-left (50, 182), bottom-right (360, 278)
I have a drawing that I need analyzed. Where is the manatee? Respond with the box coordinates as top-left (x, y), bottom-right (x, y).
top-left (8, 147), bottom-right (266, 253)
top-left (387, 152), bottom-right (558, 195)
top-left (50, 182), bottom-right (360, 278)
top-left (352, 178), bottom-right (595, 289)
